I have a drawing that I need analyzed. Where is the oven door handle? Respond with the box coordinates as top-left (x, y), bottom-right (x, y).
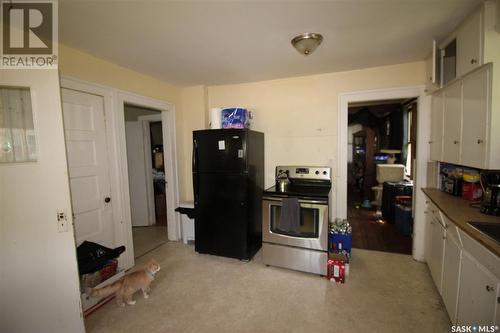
top-left (262, 196), bottom-right (328, 205)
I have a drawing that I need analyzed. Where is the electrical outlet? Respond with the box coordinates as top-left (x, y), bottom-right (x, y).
top-left (57, 211), bottom-right (68, 233)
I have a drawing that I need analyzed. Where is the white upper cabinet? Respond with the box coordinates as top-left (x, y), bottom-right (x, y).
top-left (425, 41), bottom-right (441, 93)
top-left (429, 1), bottom-right (500, 169)
top-left (442, 81), bottom-right (462, 165)
top-left (457, 10), bottom-right (483, 78)
top-left (461, 65), bottom-right (490, 169)
top-left (430, 92), bottom-right (443, 161)
top-left (429, 64), bottom-right (496, 169)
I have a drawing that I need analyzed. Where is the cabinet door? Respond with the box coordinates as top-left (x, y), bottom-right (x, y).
top-left (461, 66), bottom-right (489, 169)
top-left (430, 92), bottom-right (444, 161)
top-left (442, 81), bottom-right (462, 164)
top-left (428, 218), bottom-right (445, 294)
top-left (424, 204), bottom-right (433, 262)
top-left (457, 252), bottom-right (498, 325)
top-left (425, 41), bottom-right (441, 93)
top-left (457, 10), bottom-right (482, 77)
top-left (441, 232), bottom-right (461, 324)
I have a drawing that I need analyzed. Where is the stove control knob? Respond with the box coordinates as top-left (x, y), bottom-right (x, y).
top-left (323, 171), bottom-right (327, 175)
top-left (315, 171), bottom-right (320, 175)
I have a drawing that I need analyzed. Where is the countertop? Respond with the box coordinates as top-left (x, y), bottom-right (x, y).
top-left (422, 188), bottom-right (500, 258)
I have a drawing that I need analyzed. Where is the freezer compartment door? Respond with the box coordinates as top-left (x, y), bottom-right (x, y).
top-left (195, 173), bottom-right (249, 259)
top-left (193, 129), bottom-right (247, 173)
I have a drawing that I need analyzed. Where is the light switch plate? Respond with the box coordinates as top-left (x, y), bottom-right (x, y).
top-left (57, 210), bottom-right (68, 233)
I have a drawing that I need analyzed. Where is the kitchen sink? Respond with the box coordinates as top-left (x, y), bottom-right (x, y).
top-left (467, 221), bottom-right (500, 244)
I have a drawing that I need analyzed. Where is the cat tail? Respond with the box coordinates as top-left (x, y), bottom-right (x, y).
top-left (86, 280), bottom-right (123, 298)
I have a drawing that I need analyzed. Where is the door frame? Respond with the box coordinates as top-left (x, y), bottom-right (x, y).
top-left (60, 76), bottom-right (134, 268)
top-left (337, 85), bottom-right (431, 261)
top-left (60, 76), bottom-right (181, 270)
top-left (137, 114), bottom-right (163, 227)
top-left (117, 91), bottom-right (181, 242)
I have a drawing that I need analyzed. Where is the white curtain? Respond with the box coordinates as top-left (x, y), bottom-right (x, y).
top-left (0, 87), bottom-right (37, 163)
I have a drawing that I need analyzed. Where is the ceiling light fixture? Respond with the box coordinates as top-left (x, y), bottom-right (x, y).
top-left (291, 33), bottom-right (323, 56)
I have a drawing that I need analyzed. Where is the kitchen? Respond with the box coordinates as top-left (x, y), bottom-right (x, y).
top-left (1, 1), bottom-right (500, 332)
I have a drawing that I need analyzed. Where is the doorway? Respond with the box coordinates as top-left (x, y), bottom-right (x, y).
top-left (347, 98), bottom-right (417, 254)
top-left (124, 104), bottom-right (168, 258)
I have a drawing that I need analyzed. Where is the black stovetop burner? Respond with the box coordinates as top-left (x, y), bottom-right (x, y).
top-left (264, 166), bottom-right (332, 199)
top-left (264, 184), bottom-right (331, 199)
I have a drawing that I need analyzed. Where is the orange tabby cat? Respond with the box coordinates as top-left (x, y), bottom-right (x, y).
top-left (86, 259), bottom-right (160, 306)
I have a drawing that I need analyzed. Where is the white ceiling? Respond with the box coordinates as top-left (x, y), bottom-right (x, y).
top-left (59, 0), bottom-right (481, 86)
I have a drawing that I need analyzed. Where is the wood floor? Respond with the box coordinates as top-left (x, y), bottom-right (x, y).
top-left (348, 187), bottom-right (412, 255)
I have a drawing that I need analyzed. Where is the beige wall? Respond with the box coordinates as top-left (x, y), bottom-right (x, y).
top-left (58, 44), bottom-right (426, 203)
top-left (58, 44), bottom-right (198, 199)
top-left (203, 61), bottom-right (426, 197)
top-left (177, 85), bottom-right (207, 201)
top-left (59, 44), bottom-right (180, 104)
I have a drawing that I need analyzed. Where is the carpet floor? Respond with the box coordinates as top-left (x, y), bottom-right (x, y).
top-left (132, 225), bottom-right (168, 258)
top-left (85, 242), bottom-right (450, 333)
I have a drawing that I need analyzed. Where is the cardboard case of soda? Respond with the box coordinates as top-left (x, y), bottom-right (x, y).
top-left (328, 219), bottom-right (352, 283)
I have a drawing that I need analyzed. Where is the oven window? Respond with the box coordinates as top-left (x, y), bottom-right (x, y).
top-left (269, 205), bottom-right (319, 238)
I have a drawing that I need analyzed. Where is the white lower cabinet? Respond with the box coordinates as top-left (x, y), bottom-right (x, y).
top-left (428, 216), bottom-right (446, 293)
top-left (425, 200), bottom-right (500, 325)
top-left (457, 251), bottom-right (499, 325)
top-left (441, 229), bottom-right (461, 324)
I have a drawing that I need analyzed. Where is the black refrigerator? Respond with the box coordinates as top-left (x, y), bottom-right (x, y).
top-left (192, 129), bottom-right (264, 260)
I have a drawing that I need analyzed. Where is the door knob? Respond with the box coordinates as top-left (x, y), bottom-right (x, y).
top-left (470, 59), bottom-right (477, 64)
top-left (477, 139), bottom-right (484, 144)
top-left (453, 140), bottom-right (459, 144)
top-left (486, 285), bottom-right (495, 292)
top-left (104, 197), bottom-right (111, 203)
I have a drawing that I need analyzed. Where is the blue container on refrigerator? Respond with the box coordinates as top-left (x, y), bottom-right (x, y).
top-left (221, 108), bottom-right (247, 129)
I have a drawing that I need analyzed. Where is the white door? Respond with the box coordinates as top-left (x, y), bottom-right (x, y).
top-left (125, 121), bottom-right (151, 226)
top-left (461, 66), bottom-right (489, 169)
top-left (61, 88), bottom-right (115, 247)
top-left (442, 81), bottom-right (462, 164)
top-left (0, 71), bottom-right (85, 332)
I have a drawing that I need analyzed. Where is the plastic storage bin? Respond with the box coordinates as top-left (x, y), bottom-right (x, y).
top-left (221, 108), bottom-right (247, 129)
top-left (329, 232), bottom-right (352, 256)
top-left (179, 201), bottom-right (195, 244)
top-left (462, 172), bottom-right (482, 201)
top-left (395, 204), bottom-right (413, 236)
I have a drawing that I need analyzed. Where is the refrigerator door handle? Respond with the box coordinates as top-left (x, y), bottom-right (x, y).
top-left (192, 139), bottom-right (199, 203)
top-left (192, 139), bottom-right (198, 172)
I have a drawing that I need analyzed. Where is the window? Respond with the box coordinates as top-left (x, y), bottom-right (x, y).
top-left (269, 204), bottom-right (319, 238)
top-left (405, 102), bottom-right (417, 179)
top-left (0, 87), bottom-right (37, 163)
